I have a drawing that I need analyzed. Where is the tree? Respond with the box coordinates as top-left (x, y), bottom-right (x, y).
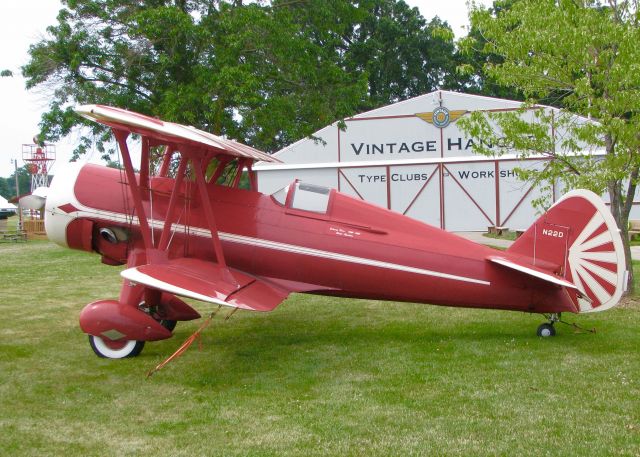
top-left (23, 0), bottom-right (369, 158)
top-left (450, 0), bottom-right (524, 100)
top-left (0, 177), bottom-right (10, 199)
top-left (0, 166), bottom-right (32, 199)
top-left (336, 0), bottom-right (458, 109)
top-left (458, 0), bottom-right (640, 291)
top-left (23, 0), bottom-right (460, 159)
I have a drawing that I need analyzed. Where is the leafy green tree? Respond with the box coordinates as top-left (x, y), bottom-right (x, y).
top-left (458, 0), bottom-right (640, 291)
top-left (211, 1), bottom-right (370, 149)
top-left (104, 160), bottom-right (123, 170)
top-left (337, 0), bottom-right (457, 108)
top-left (23, 0), bottom-right (369, 157)
top-left (278, 0), bottom-right (459, 109)
top-left (23, 0), bottom-right (461, 158)
top-left (1, 166), bottom-right (32, 199)
top-left (0, 178), bottom-right (10, 199)
top-left (452, 0), bottom-right (523, 100)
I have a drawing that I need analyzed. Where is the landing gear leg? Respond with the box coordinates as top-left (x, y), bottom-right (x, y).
top-left (537, 313), bottom-right (560, 337)
top-left (138, 301), bottom-right (177, 332)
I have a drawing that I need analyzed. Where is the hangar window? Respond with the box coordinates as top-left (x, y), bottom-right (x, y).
top-left (291, 182), bottom-right (331, 213)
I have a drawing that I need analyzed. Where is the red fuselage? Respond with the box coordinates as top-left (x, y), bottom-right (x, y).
top-left (46, 164), bottom-right (576, 314)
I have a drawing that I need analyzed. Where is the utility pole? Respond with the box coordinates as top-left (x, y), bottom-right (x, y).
top-left (11, 159), bottom-right (22, 230)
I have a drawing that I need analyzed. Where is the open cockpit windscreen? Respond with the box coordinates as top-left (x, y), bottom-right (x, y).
top-left (271, 182), bottom-right (332, 214)
top-left (291, 182), bottom-right (331, 213)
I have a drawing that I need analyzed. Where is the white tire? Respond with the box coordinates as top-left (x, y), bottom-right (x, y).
top-left (88, 335), bottom-right (145, 358)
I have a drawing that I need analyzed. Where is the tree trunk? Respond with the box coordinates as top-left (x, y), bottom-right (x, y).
top-left (618, 213), bottom-right (634, 295)
top-left (604, 132), bottom-right (635, 295)
top-left (609, 180), bottom-right (635, 295)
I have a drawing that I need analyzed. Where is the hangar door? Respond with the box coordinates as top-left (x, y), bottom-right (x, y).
top-left (336, 158), bottom-right (550, 231)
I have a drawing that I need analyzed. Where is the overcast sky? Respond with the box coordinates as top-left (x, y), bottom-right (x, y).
top-left (0, 0), bottom-right (491, 179)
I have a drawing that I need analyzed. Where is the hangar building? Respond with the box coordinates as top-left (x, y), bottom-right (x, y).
top-left (254, 91), bottom-right (612, 232)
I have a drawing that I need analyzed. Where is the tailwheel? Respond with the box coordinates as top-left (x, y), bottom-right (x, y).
top-left (88, 335), bottom-right (145, 359)
top-left (536, 323), bottom-right (556, 338)
top-left (537, 313), bottom-right (560, 337)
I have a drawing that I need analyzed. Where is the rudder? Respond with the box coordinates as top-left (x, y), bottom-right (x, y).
top-left (507, 189), bottom-right (627, 312)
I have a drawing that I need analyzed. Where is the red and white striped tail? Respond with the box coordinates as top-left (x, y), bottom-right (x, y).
top-left (562, 190), bottom-right (626, 312)
top-left (508, 189), bottom-right (627, 313)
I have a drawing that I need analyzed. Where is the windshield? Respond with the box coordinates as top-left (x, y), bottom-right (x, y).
top-left (290, 182), bottom-right (331, 213)
top-left (271, 184), bottom-right (289, 206)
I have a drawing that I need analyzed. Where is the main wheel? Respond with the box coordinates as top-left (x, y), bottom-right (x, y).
top-left (536, 323), bottom-right (556, 338)
top-left (88, 335), bottom-right (145, 358)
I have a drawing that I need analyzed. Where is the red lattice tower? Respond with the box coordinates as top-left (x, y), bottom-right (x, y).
top-left (22, 141), bottom-right (56, 192)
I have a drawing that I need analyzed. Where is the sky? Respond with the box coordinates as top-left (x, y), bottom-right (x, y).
top-left (0, 0), bottom-right (491, 179)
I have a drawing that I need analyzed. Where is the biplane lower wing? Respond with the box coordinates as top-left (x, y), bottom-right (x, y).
top-left (121, 258), bottom-right (290, 312)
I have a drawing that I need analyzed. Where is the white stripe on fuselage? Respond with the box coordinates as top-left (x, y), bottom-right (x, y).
top-left (53, 205), bottom-right (491, 286)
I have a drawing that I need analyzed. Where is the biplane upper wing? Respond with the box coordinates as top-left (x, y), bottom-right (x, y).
top-left (121, 258), bottom-right (291, 312)
top-left (75, 104), bottom-right (280, 163)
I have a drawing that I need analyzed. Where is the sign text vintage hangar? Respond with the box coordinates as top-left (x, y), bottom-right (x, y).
top-left (255, 91), bottom-right (632, 232)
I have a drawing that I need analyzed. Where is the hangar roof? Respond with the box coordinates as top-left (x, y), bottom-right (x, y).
top-left (255, 90), bottom-right (597, 171)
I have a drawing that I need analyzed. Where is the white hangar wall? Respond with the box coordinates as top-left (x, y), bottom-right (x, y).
top-left (255, 91), bottom-right (639, 231)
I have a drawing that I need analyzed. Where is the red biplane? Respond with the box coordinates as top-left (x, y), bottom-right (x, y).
top-left (37, 105), bottom-right (626, 358)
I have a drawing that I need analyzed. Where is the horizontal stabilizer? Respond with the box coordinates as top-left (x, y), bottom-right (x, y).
top-left (487, 255), bottom-right (578, 290)
top-left (121, 258), bottom-right (290, 312)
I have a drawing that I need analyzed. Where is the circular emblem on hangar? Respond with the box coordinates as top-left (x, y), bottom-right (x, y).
top-left (432, 106), bottom-right (451, 128)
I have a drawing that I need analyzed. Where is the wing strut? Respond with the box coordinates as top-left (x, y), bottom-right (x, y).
top-left (157, 156), bottom-right (188, 251)
top-left (114, 130), bottom-right (154, 251)
top-left (190, 153), bottom-right (228, 269)
top-left (139, 136), bottom-right (151, 199)
top-left (113, 129), bottom-right (228, 271)
top-left (158, 145), bottom-right (176, 177)
top-left (209, 156), bottom-right (231, 185)
top-left (232, 159), bottom-right (249, 188)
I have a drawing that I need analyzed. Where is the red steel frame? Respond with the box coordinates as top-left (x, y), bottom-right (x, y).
top-left (402, 166), bottom-right (439, 216)
top-left (442, 164), bottom-right (495, 226)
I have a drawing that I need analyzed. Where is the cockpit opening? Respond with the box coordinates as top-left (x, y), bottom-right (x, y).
top-left (291, 182), bottom-right (331, 213)
top-left (270, 181), bottom-right (332, 214)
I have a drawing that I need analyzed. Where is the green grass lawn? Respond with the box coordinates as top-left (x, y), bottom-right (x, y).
top-left (1, 242), bottom-right (638, 456)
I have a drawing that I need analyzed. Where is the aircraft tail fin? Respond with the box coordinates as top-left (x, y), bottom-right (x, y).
top-left (507, 189), bottom-right (627, 313)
